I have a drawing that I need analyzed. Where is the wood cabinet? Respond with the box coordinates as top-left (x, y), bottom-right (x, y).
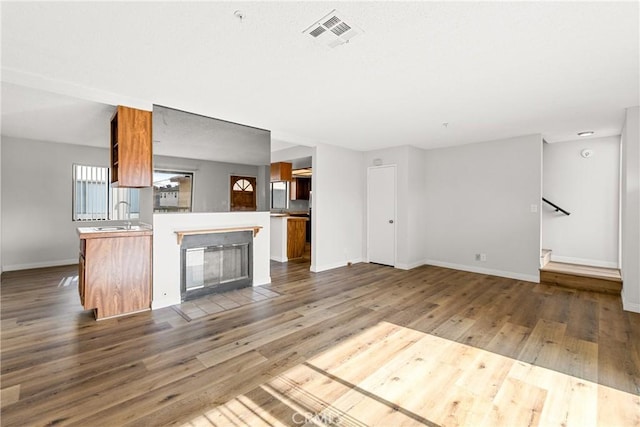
top-left (290, 177), bottom-right (311, 200)
top-left (111, 105), bottom-right (152, 187)
top-left (78, 231), bottom-right (152, 320)
top-left (270, 162), bottom-right (292, 182)
top-left (78, 243), bottom-right (86, 306)
top-left (287, 217), bottom-right (308, 259)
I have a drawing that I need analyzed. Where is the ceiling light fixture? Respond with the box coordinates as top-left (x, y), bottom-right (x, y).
top-left (292, 168), bottom-right (313, 177)
top-left (577, 131), bottom-right (595, 137)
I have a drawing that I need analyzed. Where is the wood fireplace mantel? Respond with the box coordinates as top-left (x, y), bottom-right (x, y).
top-left (174, 226), bottom-right (263, 245)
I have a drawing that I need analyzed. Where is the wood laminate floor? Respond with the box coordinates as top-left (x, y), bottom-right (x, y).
top-left (1, 260), bottom-right (639, 426)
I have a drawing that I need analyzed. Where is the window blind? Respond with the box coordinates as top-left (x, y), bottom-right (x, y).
top-left (72, 164), bottom-right (109, 221)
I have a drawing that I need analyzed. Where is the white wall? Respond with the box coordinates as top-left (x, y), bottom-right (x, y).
top-left (0, 135), bottom-right (3, 273)
top-left (424, 134), bottom-right (543, 282)
top-left (152, 212), bottom-right (271, 309)
top-left (407, 146), bottom-right (427, 268)
top-left (271, 145), bottom-right (314, 164)
top-left (542, 136), bottom-right (620, 267)
top-left (138, 186), bottom-right (154, 225)
top-left (270, 216), bottom-right (287, 262)
top-left (1, 137), bottom-right (111, 270)
top-left (1, 137), bottom-right (156, 271)
top-left (364, 146), bottom-right (426, 269)
top-left (621, 106), bottom-right (640, 313)
top-left (312, 143), bottom-right (364, 272)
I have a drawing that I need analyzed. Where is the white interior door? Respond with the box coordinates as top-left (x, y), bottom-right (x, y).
top-left (368, 165), bottom-right (396, 266)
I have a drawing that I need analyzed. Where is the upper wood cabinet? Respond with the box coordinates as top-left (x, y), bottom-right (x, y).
top-left (290, 177), bottom-right (311, 200)
top-left (270, 162), bottom-right (292, 182)
top-left (111, 106), bottom-right (152, 187)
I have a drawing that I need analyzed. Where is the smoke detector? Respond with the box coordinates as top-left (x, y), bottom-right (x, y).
top-left (303, 9), bottom-right (363, 48)
top-left (581, 149), bottom-right (594, 158)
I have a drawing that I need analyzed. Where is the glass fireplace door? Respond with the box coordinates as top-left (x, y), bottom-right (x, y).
top-left (184, 243), bottom-right (250, 293)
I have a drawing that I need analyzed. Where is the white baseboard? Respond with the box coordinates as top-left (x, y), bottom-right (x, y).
top-left (622, 299), bottom-right (640, 313)
top-left (550, 255), bottom-right (618, 269)
top-left (152, 297), bottom-right (180, 310)
top-left (270, 255), bottom-right (288, 263)
top-left (622, 288), bottom-right (640, 313)
top-left (311, 258), bottom-right (363, 273)
top-left (253, 276), bottom-right (271, 286)
top-left (2, 259), bottom-right (78, 272)
top-left (395, 260), bottom-right (425, 270)
top-left (425, 259), bottom-right (539, 283)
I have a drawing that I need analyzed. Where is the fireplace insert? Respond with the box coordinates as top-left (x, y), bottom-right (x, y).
top-left (180, 231), bottom-right (252, 301)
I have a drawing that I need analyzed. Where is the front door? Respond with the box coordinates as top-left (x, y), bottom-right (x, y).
top-left (367, 165), bottom-right (396, 266)
top-left (230, 176), bottom-right (257, 211)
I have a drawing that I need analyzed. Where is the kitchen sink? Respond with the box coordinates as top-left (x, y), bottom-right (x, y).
top-left (93, 226), bottom-right (145, 232)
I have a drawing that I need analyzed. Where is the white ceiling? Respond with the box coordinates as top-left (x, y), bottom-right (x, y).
top-left (1, 2), bottom-right (638, 152)
top-left (1, 83), bottom-right (114, 147)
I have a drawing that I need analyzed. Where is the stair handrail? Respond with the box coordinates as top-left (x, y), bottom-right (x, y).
top-left (542, 197), bottom-right (570, 216)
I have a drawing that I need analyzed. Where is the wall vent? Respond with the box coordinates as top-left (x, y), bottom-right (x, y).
top-left (303, 9), bottom-right (363, 48)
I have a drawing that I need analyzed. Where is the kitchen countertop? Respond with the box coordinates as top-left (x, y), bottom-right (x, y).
top-left (270, 214), bottom-right (308, 221)
top-left (77, 224), bottom-right (153, 239)
top-left (270, 211), bottom-right (309, 217)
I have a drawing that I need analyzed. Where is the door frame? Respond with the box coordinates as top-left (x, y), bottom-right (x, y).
top-left (366, 164), bottom-right (397, 267)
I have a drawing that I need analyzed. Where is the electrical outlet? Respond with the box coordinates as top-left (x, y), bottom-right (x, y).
top-left (475, 254), bottom-right (481, 261)
top-left (480, 253), bottom-right (487, 262)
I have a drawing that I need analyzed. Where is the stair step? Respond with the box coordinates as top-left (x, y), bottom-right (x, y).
top-left (540, 261), bottom-right (622, 294)
top-left (540, 249), bottom-right (552, 268)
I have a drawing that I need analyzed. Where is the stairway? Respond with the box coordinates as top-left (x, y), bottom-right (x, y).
top-left (540, 249), bottom-right (552, 268)
top-left (539, 249), bottom-right (622, 294)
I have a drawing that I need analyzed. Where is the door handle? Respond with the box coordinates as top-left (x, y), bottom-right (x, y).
top-left (389, 220), bottom-right (394, 224)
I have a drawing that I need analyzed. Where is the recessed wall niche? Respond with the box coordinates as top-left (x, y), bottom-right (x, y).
top-left (152, 105), bottom-right (271, 212)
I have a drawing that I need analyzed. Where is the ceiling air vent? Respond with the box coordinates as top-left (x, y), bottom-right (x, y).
top-left (303, 9), bottom-right (363, 48)
top-left (309, 26), bottom-right (326, 38)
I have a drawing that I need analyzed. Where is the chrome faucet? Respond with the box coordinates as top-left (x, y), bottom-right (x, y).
top-left (115, 201), bottom-right (131, 229)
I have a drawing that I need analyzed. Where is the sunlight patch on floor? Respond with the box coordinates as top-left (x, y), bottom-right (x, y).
top-left (182, 321), bottom-right (640, 427)
top-left (58, 275), bottom-right (78, 287)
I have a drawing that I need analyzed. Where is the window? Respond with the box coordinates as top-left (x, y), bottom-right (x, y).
top-left (72, 164), bottom-right (140, 221)
top-left (153, 170), bottom-right (194, 213)
top-left (232, 179), bottom-right (254, 192)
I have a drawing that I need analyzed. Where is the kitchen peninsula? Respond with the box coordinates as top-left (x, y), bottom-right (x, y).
top-left (270, 214), bottom-right (309, 262)
top-left (77, 225), bottom-right (152, 320)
